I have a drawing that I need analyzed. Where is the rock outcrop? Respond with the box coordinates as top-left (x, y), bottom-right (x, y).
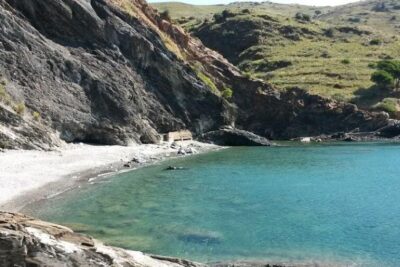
top-left (0, 0), bottom-right (233, 148)
top-left (0, 212), bottom-right (206, 267)
top-left (201, 127), bottom-right (273, 146)
top-left (0, 105), bottom-right (61, 149)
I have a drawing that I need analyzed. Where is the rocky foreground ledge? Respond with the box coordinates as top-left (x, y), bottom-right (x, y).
top-left (0, 212), bottom-right (344, 267)
top-left (0, 212), bottom-right (206, 267)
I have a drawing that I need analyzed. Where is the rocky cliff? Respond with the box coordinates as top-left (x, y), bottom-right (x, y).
top-left (0, 0), bottom-right (233, 149)
top-left (0, 0), bottom-right (397, 150)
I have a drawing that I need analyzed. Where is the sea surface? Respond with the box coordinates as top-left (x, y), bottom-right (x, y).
top-left (25, 143), bottom-right (400, 266)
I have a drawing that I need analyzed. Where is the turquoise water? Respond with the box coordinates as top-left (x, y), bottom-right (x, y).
top-left (26, 143), bottom-right (400, 266)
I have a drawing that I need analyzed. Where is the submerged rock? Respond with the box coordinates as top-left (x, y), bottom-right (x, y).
top-left (177, 228), bottom-right (223, 244)
top-left (165, 166), bottom-right (185, 171)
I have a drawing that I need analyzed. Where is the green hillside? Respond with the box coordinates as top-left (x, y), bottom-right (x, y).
top-left (151, 0), bottom-right (400, 115)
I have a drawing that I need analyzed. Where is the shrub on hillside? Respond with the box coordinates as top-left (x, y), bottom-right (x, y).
top-left (324, 28), bottom-right (335, 37)
top-left (196, 71), bottom-right (219, 94)
top-left (213, 13), bottom-right (224, 23)
top-left (369, 39), bottom-right (382, 45)
top-left (341, 59), bottom-right (351, 64)
top-left (373, 98), bottom-right (398, 114)
top-left (348, 17), bottom-right (361, 23)
top-left (33, 111), bottom-right (40, 121)
top-left (160, 10), bottom-right (171, 22)
top-left (373, 2), bottom-right (388, 12)
top-left (321, 51), bottom-right (331, 58)
top-left (13, 102), bottom-right (25, 115)
top-left (0, 78), bottom-right (11, 105)
top-left (371, 70), bottom-right (393, 89)
top-left (222, 87), bottom-right (233, 99)
top-left (332, 93), bottom-right (346, 102)
top-left (221, 9), bottom-right (235, 19)
top-left (0, 82), bottom-right (6, 101)
top-left (295, 12), bottom-right (311, 22)
top-left (373, 60), bottom-right (400, 89)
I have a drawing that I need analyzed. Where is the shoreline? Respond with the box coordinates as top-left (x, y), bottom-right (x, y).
top-left (0, 141), bottom-right (221, 212)
top-left (0, 142), bottom-right (390, 267)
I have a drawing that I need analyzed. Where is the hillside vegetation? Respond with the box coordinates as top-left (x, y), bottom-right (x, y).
top-left (152, 0), bottom-right (400, 114)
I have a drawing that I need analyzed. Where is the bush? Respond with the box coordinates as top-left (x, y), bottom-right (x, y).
top-left (221, 9), bottom-right (235, 19)
top-left (324, 28), bottom-right (335, 37)
top-left (295, 12), bottom-right (311, 22)
top-left (196, 71), bottom-right (218, 94)
top-left (222, 87), bottom-right (233, 99)
top-left (243, 72), bottom-right (254, 79)
top-left (373, 60), bottom-right (400, 89)
top-left (377, 60), bottom-right (400, 75)
top-left (332, 93), bottom-right (346, 102)
top-left (369, 39), bottom-right (382, 45)
top-left (160, 10), bottom-right (171, 21)
top-left (0, 79), bottom-right (12, 105)
top-left (13, 102), bottom-right (26, 115)
top-left (373, 2), bottom-right (387, 12)
top-left (341, 59), bottom-right (351, 64)
top-left (371, 70), bottom-right (394, 89)
top-left (348, 17), bottom-right (361, 23)
top-left (373, 98), bottom-right (398, 114)
top-left (321, 51), bottom-right (331, 58)
top-left (0, 83), bottom-right (6, 100)
top-left (213, 13), bottom-right (224, 23)
top-left (33, 111), bottom-right (40, 121)
top-left (241, 9), bottom-right (251, 14)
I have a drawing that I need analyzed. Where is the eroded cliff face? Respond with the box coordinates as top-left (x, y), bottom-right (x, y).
top-left (0, 0), bottom-right (396, 149)
top-left (127, 0), bottom-right (393, 139)
top-left (0, 0), bottom-right (233, 148)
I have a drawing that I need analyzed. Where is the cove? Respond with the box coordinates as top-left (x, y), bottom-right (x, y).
top-left (24, 143), bottom-right (400, 266)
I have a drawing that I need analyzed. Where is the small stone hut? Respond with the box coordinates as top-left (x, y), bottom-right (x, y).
top-left (161, 130), bottom-right (193, 142)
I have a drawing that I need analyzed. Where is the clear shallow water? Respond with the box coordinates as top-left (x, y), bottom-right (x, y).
top-left (26, 143), bottom-right (400, 266)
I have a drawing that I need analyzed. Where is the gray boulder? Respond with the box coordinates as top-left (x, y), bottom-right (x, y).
top-left (201, 128), bottom-right (273, 146)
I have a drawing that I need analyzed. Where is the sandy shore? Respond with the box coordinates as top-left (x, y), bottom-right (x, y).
top-left (0, 141), bottom-right (219, 211)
